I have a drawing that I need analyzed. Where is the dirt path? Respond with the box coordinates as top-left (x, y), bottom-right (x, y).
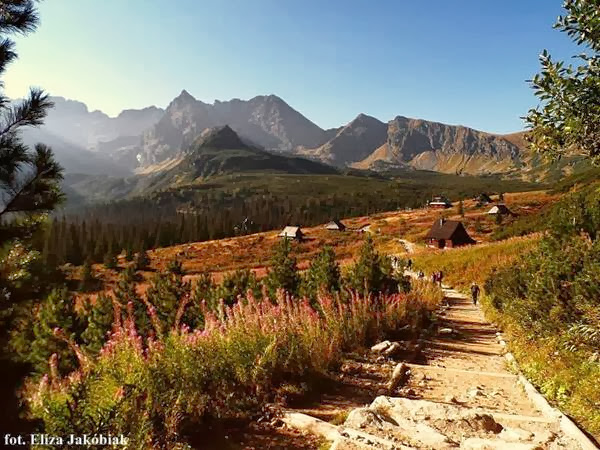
top-left (281, 279), bottom-right (590, 449)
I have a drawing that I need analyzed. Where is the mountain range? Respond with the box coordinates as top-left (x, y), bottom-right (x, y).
top-left (22, 90), bottom-right (581, 181)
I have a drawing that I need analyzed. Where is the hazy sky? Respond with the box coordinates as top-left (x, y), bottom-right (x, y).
top-left (5, 1), bottom-right (577, 133)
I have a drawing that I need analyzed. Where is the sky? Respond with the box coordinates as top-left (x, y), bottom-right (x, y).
top-left (4, 0), bottom-right (579, 133)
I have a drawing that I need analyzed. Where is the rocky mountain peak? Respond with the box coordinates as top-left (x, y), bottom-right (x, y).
top-left (195, 125), bottom-right (248, 150)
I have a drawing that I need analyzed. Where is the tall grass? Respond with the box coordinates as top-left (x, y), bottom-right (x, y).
top-left (411, 235), bottom-right (539, 289)
top-left (27, 283), bottom-right (442, 448)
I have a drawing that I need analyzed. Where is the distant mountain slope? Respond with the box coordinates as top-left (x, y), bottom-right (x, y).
top-left (21, 127), bottom-right (132, 176)
top-left (43, 96), bottom-right (163, 150)
top-left (160, 125), bottom-right (337, 182)
top-left (298, 114), bottom-right (387, 166)
top-left (139, 91), bottom-right (328, 166)
top-left (64, 126), bottom-right (338, 202)
top-left (348, 117), bottom-right (523, 176)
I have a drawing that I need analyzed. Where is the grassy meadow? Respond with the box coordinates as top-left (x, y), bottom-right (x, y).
top-left (410, 235), bottom-right (540, 290)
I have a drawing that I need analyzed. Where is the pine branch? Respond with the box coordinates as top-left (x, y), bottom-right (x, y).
top-left (0, 88), bottom-right (53, 137)
top-left (0, 143), bottom-right (64, 217)
top-left (0, 37), bottom-right (17, 76)
top-left (0, 0), bottom-right (38, 35)
top-left (0, 134), bottom-right (30, 185)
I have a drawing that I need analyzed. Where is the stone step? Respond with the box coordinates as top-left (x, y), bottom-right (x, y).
top-left (338, 396), bottom-right (582, 450)
top-left (404, 362), bottom-right (517, 379)
top-left (282, 396), bottom-right (578, 449)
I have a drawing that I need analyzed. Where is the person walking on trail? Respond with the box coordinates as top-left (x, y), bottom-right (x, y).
top-left (471, 282), bottom-right (480, 305)
top-left (438, 271), bottom-right (444, 287)
top-left (407, 258), bottom-right (413, 270)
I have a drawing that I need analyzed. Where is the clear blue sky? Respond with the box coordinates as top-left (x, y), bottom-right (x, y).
top-left (5, 0), bottom-right (577, 133)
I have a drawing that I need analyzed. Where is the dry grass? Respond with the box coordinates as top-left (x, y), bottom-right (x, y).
top-left (410, 234), bottom-right (541, 290)
top-left (71, 190), bottom-right (559, 298)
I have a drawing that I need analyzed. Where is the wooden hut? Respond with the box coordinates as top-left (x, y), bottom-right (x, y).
top-left (279, 226), bottom-right (304, 241)
top-left (425, 219), bottom-right (475, 249)
top-left (428, 196), bottom-right (452, 209)
top-left (487, 204), bottom-right (515, 216)
top-left (324, 219), bottom-right (346, 231)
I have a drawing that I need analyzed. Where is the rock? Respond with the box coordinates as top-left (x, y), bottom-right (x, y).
top-left (344, 408), bottom-right (396, 431)
top-left (531, 430), bottom-right (555, 445)
top-left (445, 395), bottom-right (459, 404)
top-left (589, 352), bottom-right (600, 363)
top-left (499, 427), bottom-right (535, 442)
top-left (468, 387), bottom-right (486, 398)
top-left (376, 388), bottom-right (388, 396)
top-left (383, 342), bottom-right (402, 357)
top-left (281, 412), bottom-right (339, 442)
top-left (371, 340), bottom-right (392, 353)
top-left (387, 363), bottom-right (409, 392)
top-left (465, 413), bottom-right (503, 434)
top-left (375, 356), bottom-right (385, 364)
top-left (439, 327), bottom-right (454, 336)
top-left (403, 388), bottom-right (416, 397)
top-left (462, 437), bottom-right (537, 449)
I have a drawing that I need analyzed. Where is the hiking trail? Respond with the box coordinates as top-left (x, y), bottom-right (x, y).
top-left (281, 261), bottom-right (596, 449)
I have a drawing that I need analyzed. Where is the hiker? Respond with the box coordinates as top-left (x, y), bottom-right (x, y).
top-left (407, 258), bottom-right (413, 270)
top-left (438, 271), bottom-right (444, 287)
top-left (432, 272), bottom-right (437, 284)
top-left (471, 283), bottom-right (480, 305)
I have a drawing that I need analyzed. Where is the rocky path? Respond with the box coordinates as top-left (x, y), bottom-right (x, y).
top-left (282, 282), bottom-right (594, 449)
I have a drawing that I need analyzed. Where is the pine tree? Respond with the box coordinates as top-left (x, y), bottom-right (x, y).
top-left (80, 258), bottom-right (94, 290)
top-left (0, 1), bottom-right (63, 245)
top-left (125, 245), bottom-right (134, 262)
top-left (346, 236), bottom-right (395, 294)
top-left (167, 257), bottom-right (184, 275)
top-left (113, 266), bottom-right (150, 337)
top-left (264, 239), bottom-right (300, 298)
top-left (146, 271), bottom-right (191, 331)
top-left (301, 246), bottom-right (341, 300)
top-left (27, 288), bottom-right (81, 375)
top-left (80, 294), bottom-right (113, 355)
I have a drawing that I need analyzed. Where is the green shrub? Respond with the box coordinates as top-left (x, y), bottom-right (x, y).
top-left (483, 186), bottom-right (600, 435)
top-left (264, 239), bottom-right (300, 298)
top-left (301, 246), bottom-right (341, 301)
top-left (345, 236), bottom-right (398, 294)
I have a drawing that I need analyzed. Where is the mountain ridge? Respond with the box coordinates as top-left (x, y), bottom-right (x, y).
top-left (30, 91), bottom-right (558, 180)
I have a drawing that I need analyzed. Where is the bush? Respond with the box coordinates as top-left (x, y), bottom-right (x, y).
top-left (345, 236), bottom-right (397, 294)
top-left (264, 239), bottom-right (300, 297)
top-left (216, 268), bottom-right (261, 307)
top-left (10, 288), bottom-right (82, 376)
top-left (301, 246), bottom-right (341, 301)
top-left (483, 186), bottom-right (600, 436)
top-left (166, 257), bottom-right (184, 275)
